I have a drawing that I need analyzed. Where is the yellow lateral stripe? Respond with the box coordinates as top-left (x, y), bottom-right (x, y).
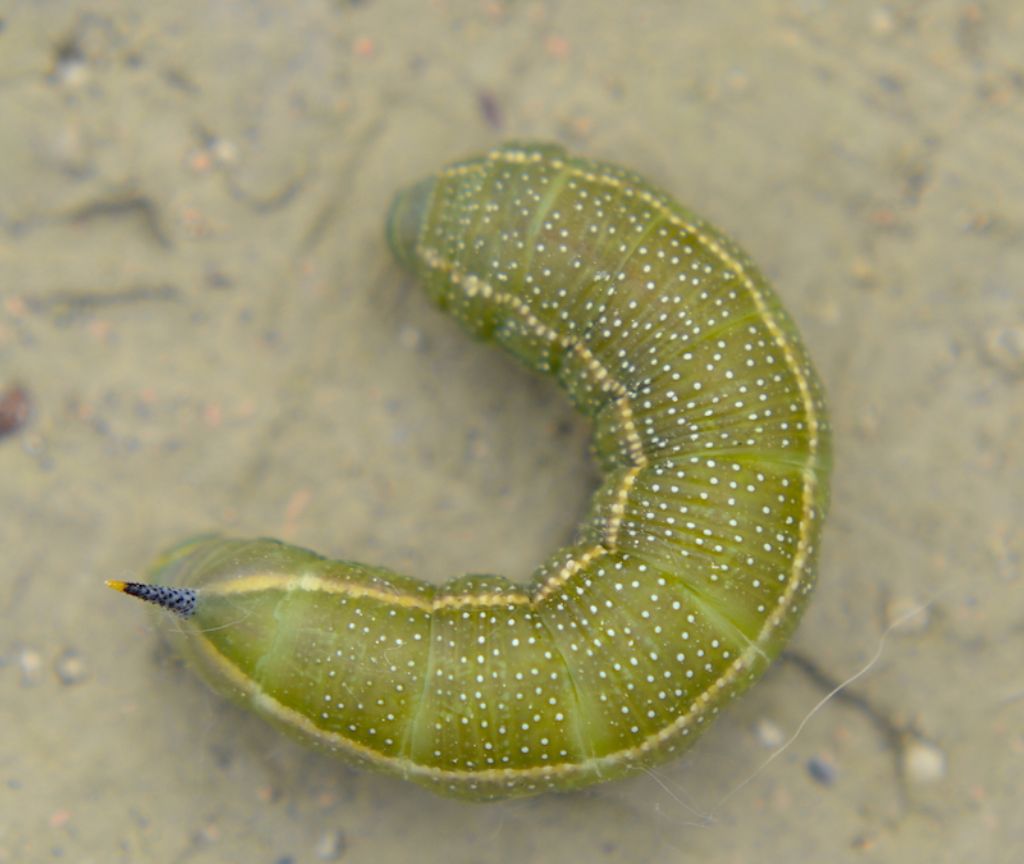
top-left (202, 571), bottom-right (534, 610)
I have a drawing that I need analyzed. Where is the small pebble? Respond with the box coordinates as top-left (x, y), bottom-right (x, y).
top-left (52, 47), bottom-right (89, 88)
top-left (352, 35), bottom-right (374, 58)
top-left (0, 384), bottom-right (31, 437)
top-left (211, 137), bottom-right (238, 165)
top-left (870, 8), bottom-right (896, 36)
top-left (806, 754), bottom-right (838, 786)
top-left (315, 829), bottom-right (347, 861)
top-left (256, 784), bottom-right (281, 804)
top-left (981, 324), bottom-right (1024, 377)
top-left (48, 808), bottom-right (72, 829)
top-left (18, 647), bottom-right (43, 687)
top-left (753, 717), bottom-right (785, 749)
top-left (849, 255), bottom-right (875, 283)
top-left (48, 122), bottom-right (92, 175)
top-left (397, 326), bottom-right (425, 352)
top-left (55, 649), bottom-right (87, 685)
top-left (477, 90), bottom-right (504, 130)
top-left (205, 267), bottom-right (234, 290)
top-left (854, 406), bottom-right (880, 438)
top-left (884, 595), bottom-right (930, 635)
top-left (850, 832), bottom-right (879, 852)
top-left (723, 68), bottom-right (750, 96)
top-left (903, 738), bottom-right (946, 784)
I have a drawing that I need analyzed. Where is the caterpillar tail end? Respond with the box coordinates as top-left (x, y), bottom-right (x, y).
top-left (106, 579), bottom-right (197, 619)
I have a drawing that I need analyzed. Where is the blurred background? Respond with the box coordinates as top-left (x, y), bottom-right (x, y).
top-left (0, 1), bottom-right (1021, 862)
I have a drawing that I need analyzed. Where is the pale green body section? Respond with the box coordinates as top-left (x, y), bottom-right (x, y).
top-left (150, 143), bottom-right (831, 800)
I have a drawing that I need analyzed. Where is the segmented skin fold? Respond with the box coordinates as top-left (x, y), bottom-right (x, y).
top-left (140, 143), bottom-right (831, 801)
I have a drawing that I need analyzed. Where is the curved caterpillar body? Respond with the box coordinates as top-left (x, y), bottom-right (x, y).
top-left (112, 143), bottom-right (831, 801)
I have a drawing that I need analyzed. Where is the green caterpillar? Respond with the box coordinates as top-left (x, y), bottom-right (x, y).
top-left (110, 142), bottom-right (831, 801)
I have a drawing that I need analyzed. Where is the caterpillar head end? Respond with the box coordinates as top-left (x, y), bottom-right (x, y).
top-left (386, 176), bottom-right (436, 272)
top-left (106, 580), bottom-right (197, 619)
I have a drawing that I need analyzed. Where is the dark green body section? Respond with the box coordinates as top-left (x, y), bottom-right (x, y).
top-left (146, 143), bottom-right (831, 800)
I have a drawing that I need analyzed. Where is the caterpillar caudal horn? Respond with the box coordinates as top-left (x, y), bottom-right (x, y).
top-left (110, 142), bottom-right (831, 801)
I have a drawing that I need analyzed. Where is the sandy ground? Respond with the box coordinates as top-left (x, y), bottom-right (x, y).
top-left (1, 1), bottom-right (1022, 862)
